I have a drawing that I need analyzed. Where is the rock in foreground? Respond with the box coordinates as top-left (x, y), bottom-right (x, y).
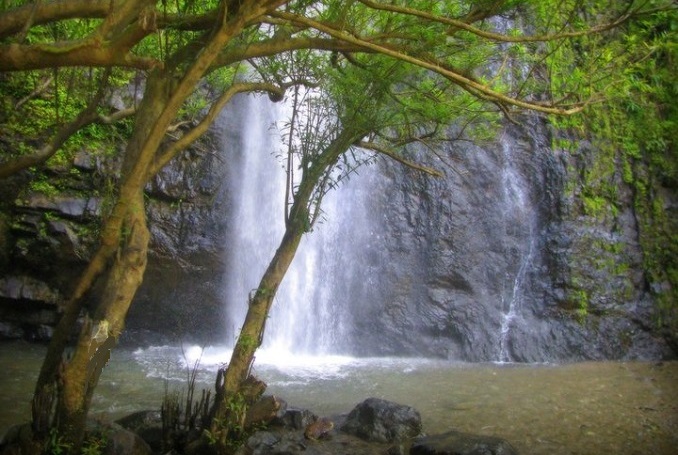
top-left (411, 431), bottom-right (518, 455)
top-left (340, 398), bottom-right (422, 443)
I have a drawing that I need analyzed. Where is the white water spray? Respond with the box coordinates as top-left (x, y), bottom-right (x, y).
top-left (220, 93), bottom-right (377, 356)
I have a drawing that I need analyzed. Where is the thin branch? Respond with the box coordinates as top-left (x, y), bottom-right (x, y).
top-left (99, 106), bottom-right (136, 124)
top-left (271, 11), bottom-right (588, 116)
top-left (147, 82), bottom-right (285, 177)
top-left (0, 69), bottom-right (112, 179)
top-left (357, 0), bottom-right (636, 43)
top-left (15, 76), bottom-right (54, 109)
top-left (357, 140), bottom-right (442, 177)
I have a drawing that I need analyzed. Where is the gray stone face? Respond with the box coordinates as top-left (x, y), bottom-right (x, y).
top-left (0, 101), bottom-right (675, 360)
top-left (340, 398), bottom-right (422, 443)
top-left (332, 117), bottom-right (674, 361)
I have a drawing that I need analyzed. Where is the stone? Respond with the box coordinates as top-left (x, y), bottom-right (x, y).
top-left (410, 431), bottom-right (519, 455)
top-left (25, 324), bottom-right (53, 342)
top-left (100, 424), bottom-right (153, 455)
top-left (0, 322), bottom-right (23, 339)
top-left (340, 398), bottom-right (422, 443)
top-left (115, 410), bottom-right (163, 453)
top-left (73, 150), bottom-right (96, 171)
top-left (21, 193), bottom-right (100, 218)
top-left (274, 408), bottom-right (318, 430)
top-left (245, 431), bottom-right (280, 454)
top-left (245, 395), bottom-right (287, 428)
top-left (304, 417), bottom-right (334, 440)
top-left (0, 276), bottom-right (60, 304)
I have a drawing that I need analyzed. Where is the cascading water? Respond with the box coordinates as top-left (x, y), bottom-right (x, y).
top-left (497, 132), bottom-right (536, 363)
top-left (220, 93), bottom-right (377, 356)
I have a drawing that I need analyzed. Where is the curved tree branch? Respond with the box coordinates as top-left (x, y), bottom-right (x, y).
top-left (0, 0), bottom-right (115, 39)
top-left (357, 0), bottom-right (636, 43)
top-left (0, 38), bottom-right (163, 71)
top-left (357, 140), bottom-right (442, 177)
top-left (148, 81), bottom-right (285, 177)
top-left (0, 69), bottom-right (112, 179)
top-left (271, 10), bottom-right (588, 115)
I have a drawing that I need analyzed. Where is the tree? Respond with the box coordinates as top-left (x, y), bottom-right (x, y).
top-left (0, 0), bottom-right (673, 453)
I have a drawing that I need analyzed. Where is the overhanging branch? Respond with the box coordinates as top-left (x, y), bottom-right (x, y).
top-left (357, 0), bottom-right (635, 43)
top-left (270, 11), bottom-right (587, 116)
top-left (0, 69), bottom-right (113, 179)
top-left (148, 83), bottom-right (285, 178)
top-left (357, 141), bottom-right (442, 177)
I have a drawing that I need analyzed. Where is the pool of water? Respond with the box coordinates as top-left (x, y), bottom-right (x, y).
top-left (1, 341), bottom-right (676, 454)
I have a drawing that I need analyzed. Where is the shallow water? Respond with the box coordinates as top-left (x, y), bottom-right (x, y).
top-left (1, 341), bottom-right (676, 454)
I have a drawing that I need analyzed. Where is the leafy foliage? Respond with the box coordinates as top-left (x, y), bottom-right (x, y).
top-left (1, 1), bottom-right (676, 452)
top-left (547, 3), bottom-right (677, 332)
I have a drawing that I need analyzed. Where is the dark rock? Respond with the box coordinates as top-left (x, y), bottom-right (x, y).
top-left (340, 398), bottom-right (422, 443)
top-left (83, 420), bottom-right (153, 455)
top-left (0, 276), bottom-right (60, 304)
top-left (0, 321), bottom-right (23, 339)
top-left (73, 150), bottom-right (96, 171)
top-left (98, 423), bottom-right (153, 455)
top-left (304, 417), bottom-right (334, 440)
top-left (245, 431), bottom-right (280, 454)
top-left (242, 426), bottom-right (395, 455)
top-left (20, 193), bottom-right (100, 218)
top-left (0, 423), bottom-right (42, 455)
top-left (115, 410), bottom-right (163, 453)
top-left (410, 431), bottom-right (518, 455)
top-left (24, 324), bottom-right (53, 342)
top-left (274, 408), bottom-right (318, 430)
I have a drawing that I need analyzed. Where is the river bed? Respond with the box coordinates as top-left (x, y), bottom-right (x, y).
top-left (1, 341), bottom-right (676, 454)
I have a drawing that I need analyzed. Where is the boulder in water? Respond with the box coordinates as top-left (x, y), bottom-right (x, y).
top-left (410, 430), bottom-right (518, 455)
top-left (340, 397), bottom-right (422, 443)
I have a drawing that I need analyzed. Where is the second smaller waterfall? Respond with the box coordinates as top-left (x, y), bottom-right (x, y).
top-left (497, 133), bottom-right (536, 362)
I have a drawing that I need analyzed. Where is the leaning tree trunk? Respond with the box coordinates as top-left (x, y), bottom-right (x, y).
top-left (209, 129), bottom-right (362, 451)
top-left (55, 190), bottom-right (150, 449)
top-left (29, 71), bottom-right (174, 453)
top-left (29, 3), bottom-right (280, 450)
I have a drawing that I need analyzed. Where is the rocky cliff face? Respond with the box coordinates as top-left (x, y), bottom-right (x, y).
top-left (0, 122), bottom-right (230, 344)
top-left (0, 105), bottom-right (675, 360)
top-left (347, 116), bottom-right (675, 361)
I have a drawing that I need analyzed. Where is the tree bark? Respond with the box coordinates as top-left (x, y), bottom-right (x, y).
top-left (28, 3), bottom-right (289, 451)
top-left (29, 71), bottom-right (173, 443)
top-left (209, 128), bottom-right (361, 450)
top-left (56, 190), bottom-right (149, 450)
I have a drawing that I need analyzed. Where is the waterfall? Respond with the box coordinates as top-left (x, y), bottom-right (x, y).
top-left (220, 93), bottom-right (376, 356)
top-left (497, 132), bottom-right (536, 362)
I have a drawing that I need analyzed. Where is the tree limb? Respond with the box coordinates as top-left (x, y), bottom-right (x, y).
top-left (0, 0), bottom-right (115, 39)
top-left (357, 140), bottom-right (442, 177)
top-left (15, 76), bottom-right (54, 109)
top-left (148, 82), bottom-right (285, 177)
top-left (0, 39), bottom-right (162, 71)
top-left (0, 69), bottom-right (112, 179)
top-left (211, 35), bottom-right (368, 69)
top-left (356, 0), bottom-right (635, 43)
top-left (271, 11), bottom-right (588, 116)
